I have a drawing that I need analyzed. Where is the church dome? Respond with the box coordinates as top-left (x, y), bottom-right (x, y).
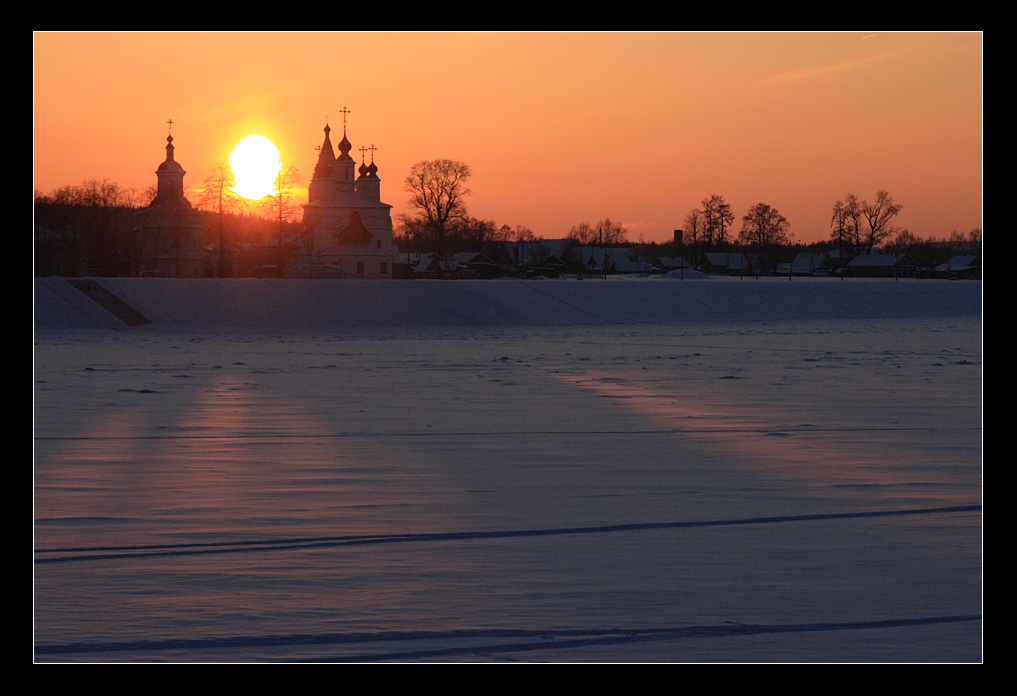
top-left (337, 130), bottom-right (353, 161)
top-left (157, 135), bottom-right (185, 173)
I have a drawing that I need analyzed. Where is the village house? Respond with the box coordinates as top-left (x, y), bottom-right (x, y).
top-left (930, 255), bottom-right (981, 279)
top-left (791, 252), bottom-right (834, 276)
top-left (842, 250), bottom-right (920, 278)
top-left (655, 256), bottom-right (694, 273)
top-left (700, 252), bottom-right (751, 275)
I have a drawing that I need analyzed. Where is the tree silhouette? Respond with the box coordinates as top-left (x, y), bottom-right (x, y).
top-left (701, 194), bottom-right (734, 250)
top-left (34, 180), bottom-right (144, 277)
top-left (682, 208), bottom-right (706, 266)
top-left (568, 219), bottom-right (627, 245)
top-left (830, 193), bottom-right (869, 254)
top-left (261, 164), bottom-right (301, 278)
top-left (861, 190), bottom-right (903, 250)
top-left (830, 198), bottom-right (851, 251)
top-left (739, 202), bottom-right (790, 274)
top-left (404, 159), bottom-right (472, 257)
top-left (199, 163), bottom-right (244, 277)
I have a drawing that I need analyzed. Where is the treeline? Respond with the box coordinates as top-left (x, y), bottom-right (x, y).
top-left (677, 190), bottom-right (981, 272)
top-left (883, 227), bottom-right (982, 268)
top-left (630, 230), bottom-right (981, 269)
top-left (34, 180), bottom-right (154, 277)
top-left (34, 179), bottom-right (297, 277)
top-left (394, 216), bottom-right (631, 258)
top-left (394, 216), bottom-right (538, 257)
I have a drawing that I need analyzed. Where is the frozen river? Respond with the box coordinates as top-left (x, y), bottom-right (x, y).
top-left (33, 278), bottom-right (982, 662)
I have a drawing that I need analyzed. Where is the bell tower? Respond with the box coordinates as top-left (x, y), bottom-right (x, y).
top-left (154, 120), bottom-right (186, 205)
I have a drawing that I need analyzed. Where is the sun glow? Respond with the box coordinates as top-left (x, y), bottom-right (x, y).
top-left (229, 135), bottom-right (282, 199)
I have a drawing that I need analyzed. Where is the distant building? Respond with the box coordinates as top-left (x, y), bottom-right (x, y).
top-left (842, 249), bottom-right (919, 278)
top-left (791, 252), bottom-right (835, 276)
top-left (656, 256), bottom-right (693, 272)
top-left (136, 126), bottom-right (203, 277)
top-left (300, 118), bottom-right (397, 278)
top-left (504, 239), bottom-right (571, 275)
top-left (930, 255), bottom-right (981, 279)
top-left (559, 246), bottom-right (649, 275)
top-left (701, 252), bottom-right (750, 275)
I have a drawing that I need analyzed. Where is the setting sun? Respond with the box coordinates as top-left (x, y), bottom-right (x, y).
top-left (229, 135), bottom-right (281, 200)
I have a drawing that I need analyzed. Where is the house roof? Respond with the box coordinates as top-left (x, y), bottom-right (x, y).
top-left (934, 255), bottom-right (980, 271)
top-left (791, 253), bottom-right (831, 272)
top-left (702, 252), bottom-right (748, 269)
top-left (847, 253), bottom-right (917, 267)
top-left (657, 256), bottom-right (692, 268)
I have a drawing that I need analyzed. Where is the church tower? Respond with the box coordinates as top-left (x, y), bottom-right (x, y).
top-left (301, 110), bottom-right (396, 279)
top-left (307, 123), bottom-right (335, 203)
top-left (153, 123), bottom-right (188, 207)
top-left (139, 121), bottom-right (202, 277)
top-left (356, 145), bottom-right (381, 203)
top-left (333, 125), bottom-right (357, 195)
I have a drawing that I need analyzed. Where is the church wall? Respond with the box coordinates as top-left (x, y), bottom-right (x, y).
top-left (304, 251), bottom-right (393, 279)
top-left (300, 122), bottom-right (397, 279)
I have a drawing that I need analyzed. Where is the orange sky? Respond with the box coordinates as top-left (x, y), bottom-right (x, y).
top-left (33, 31), bottom-right (982, 244)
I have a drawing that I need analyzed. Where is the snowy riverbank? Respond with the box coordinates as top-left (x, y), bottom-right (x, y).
top-left (34, 278), bottom-right (982, 662)
top-left (34, 275), bottom-right (982, 331)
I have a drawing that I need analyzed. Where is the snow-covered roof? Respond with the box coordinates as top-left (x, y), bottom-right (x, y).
top-left (702, 253), bottom-right (749, 269)
top-left (846, 253), bottom-right (917, 267)
top-left (934, 255), bottom-right (980, 271)
top-left (791, 253), bottom-right (831, 273)
top-left (656, 256), bottom-right (692, 269)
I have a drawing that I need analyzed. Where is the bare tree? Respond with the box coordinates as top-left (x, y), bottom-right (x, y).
top-left (567, 221), bottom-right (598, 245)
top-left (683, 208), bottom-right (705, 265)
top-left (838, 194), bottom-right (862, 248)
top-left (831, 193), bottom-right (865, 252)
top-left (199, 163), bottom-right (244, 277)
top-left (261, 164), bottom-right (301, 278)
top-left (831, 199), bottom-right (851, 248)
top-left (739, 203), bottom-right (790, 274)
top-left (598, 218), bottom-right (627, 245)
top-left (861, 190), bottom-right (903, 250)
top-left (888, 227), bottom-right (918, 254)
top-left (404, 159), bottom-right (472, 256)
top-left (507, 225), bottom-right (538, 243)
top-left (701, 194), bottom-right (734, 250)
top-left (843, 194), bottom-right (862, 249)
top-left (568, 219), bottom-right (627, 245)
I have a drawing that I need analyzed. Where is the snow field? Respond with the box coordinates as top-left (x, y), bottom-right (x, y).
top-left (34, 278), bottom-right (982, 661)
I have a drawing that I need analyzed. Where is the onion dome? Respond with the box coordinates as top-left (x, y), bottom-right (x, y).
top-left (156, 134), bottom-right (185, 174)
top-left (337, 128), bottom-right (354, 161)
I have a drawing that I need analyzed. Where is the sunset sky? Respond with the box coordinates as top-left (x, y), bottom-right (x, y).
top-left (33, 31), bottom-right (982, 244)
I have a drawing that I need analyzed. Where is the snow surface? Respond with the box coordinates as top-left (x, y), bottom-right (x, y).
top-left (34, 277), bottom-right (982, 662)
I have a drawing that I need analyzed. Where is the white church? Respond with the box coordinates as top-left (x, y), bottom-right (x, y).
top-left (298, 118), bottom-right (398, 279)
top-left (137, 126), bottom-right (203, 277)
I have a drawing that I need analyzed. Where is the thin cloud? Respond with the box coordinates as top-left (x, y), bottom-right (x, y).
top-left (757, 48), bottom-right (911, 87)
